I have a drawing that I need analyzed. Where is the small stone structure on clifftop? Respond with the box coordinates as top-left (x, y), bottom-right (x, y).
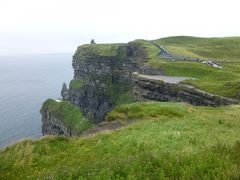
top-left (90, 39), bottom-right (96, 45)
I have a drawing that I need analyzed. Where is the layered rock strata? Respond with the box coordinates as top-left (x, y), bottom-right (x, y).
top-left (133, 72), bottom-right (239, 106)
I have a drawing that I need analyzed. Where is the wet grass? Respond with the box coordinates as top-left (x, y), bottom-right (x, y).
top-left (1, 102), bottom-right (240, 179)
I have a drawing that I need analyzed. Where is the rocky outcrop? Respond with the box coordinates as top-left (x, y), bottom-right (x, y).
top-left (40, 99), bottom-right (92, 136)
top-left (61, 82), bottom-right (69, 100)
top-left (40, 101), bottom-right (72, 136)
top-left (133, 72), bottom-right (239, 106)
top-left (65, 44), bottom-right (136, 123)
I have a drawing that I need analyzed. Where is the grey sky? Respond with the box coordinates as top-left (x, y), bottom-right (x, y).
top-left (0, 0), bottom-right (239, 55)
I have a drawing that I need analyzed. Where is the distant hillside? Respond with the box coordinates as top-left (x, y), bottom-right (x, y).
top-left (155, 36), bottom-right (240, 62)
top-left (130, 36), bottom-right (240, 98)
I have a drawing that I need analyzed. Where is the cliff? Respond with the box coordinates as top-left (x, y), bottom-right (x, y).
top-left (40, 99), bottom-right (92, 136)
top-left (133, 73), bottom-right (239, 106)
top-left (3, 37), bottom-right (240, 179)
top-left (41, 38), bottom-right (240, 136)
top-left (62, 43), bottom-right (142, 123)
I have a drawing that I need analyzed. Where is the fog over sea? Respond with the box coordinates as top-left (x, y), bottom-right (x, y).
top-left (0, 54), bottom-right (73, 148)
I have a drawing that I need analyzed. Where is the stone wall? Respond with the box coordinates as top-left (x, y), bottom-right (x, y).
top-left (133, 73), bottom-right (239, 106)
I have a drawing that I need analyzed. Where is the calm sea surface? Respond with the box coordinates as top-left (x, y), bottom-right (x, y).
top-left (0, 54), bottom-right (73, 148)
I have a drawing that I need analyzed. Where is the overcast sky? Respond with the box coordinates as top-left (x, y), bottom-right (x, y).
top-left (0, 0), bottom-right (239, 55)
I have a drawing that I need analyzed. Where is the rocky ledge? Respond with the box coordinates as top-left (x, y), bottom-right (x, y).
top-left (41, 40), bottom-right (239, 137)
top-left (40, 99), bottom-right (92, 136)
top-left (133, 72), bottom-right (239, 106)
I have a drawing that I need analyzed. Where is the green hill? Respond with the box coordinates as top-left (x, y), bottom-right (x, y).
top-left (1, 36), bottom-right (240, 179)
top-left (130, 37), bottom-right (240, 98)
top-left (1, 102), bottom-right (240, 179)
top-left (155, 36), bottom-right (240, 62)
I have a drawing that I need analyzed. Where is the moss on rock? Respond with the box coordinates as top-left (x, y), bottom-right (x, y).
top-left (41, 99), bottom-right (93, 134)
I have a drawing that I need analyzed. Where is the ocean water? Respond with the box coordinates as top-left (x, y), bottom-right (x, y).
top-left (0, 54), bottom-right (73, 148)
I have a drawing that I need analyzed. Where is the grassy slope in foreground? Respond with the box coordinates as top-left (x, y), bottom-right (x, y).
top-left (41, 99), bottom-right (93, 134)
top-left (1, 102), bottom-right (240, 179)
top-left (133, 36), bottom-right (240, 98)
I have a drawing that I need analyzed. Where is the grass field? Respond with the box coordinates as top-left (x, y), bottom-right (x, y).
top-left (131, 37), bottom-right (240, 98)
top-left (73, 43), bottom-right (127, 58)
top-left (155, 36), bottom-right (240, 62)
top-left (1, 102), bottom-right (240, 179)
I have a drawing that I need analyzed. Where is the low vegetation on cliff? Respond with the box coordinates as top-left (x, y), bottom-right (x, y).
top-left (1, 102), bottom-right (240, 179)
top-left (69, 78), bottom-right (86, 90)
top-left (73, 43), bottom-right (127, 58)
top-left (41, 99), bottom-right (93, 134)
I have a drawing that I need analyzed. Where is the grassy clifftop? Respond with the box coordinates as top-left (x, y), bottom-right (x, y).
top-left (155, 36), bottom-right (240, 62)
top-left (128, 36), bottom-right (240, 98)
top-left (73, 43), bottom-right (127, 59)
top-left (41, 99), bottom-right (93, 134)
top-left (1, 102), bottom-right (240, 179)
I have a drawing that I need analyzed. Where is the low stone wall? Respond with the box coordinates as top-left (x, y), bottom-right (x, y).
top-left (133, 73), bottom-right (239, 106)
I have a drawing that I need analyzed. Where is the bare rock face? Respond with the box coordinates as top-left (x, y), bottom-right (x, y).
top-left (61, 82), bottom-right (69, 100)
top-left (68, 44), bottom-right (135, 123)
top-left (40, 103), bottom-right (72, 136)
top-left (133, 73), bottom-right (239, 106)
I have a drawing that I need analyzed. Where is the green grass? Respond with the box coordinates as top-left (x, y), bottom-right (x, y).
top-left (1, 102), bottom-right (240, 179)
top-left (129, 39), bottom-right (160, 59)
top-left (69, 78), bottom-right (85, 90)
top-left (149, 58), bottom-right (240, 98)
top-left (73, 43), bottom-right (127, 58)
top-left (129, 37), bottom-right (240, 98)
top-left (2, 36), bottom-right (240, 179)
top-left (41, 99), bottom-right (93, 134)
top-left (106, 81), bottom-right (134, 106)
top-left (106, 102), bottom-right (187, 121)
top-left (155, 36), bottom-right (240, 62)
top-left (71, 37), bottom-right (240, 98)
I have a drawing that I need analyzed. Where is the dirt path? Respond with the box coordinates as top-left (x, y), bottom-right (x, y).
top-left (150, 41), bottom-right (222, 69)
top-left (81, 120), bottom-right (136, 137)
top-left (136, 73), bottom-right (190, 84)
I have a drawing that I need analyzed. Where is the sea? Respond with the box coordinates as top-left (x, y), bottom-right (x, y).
top-left (0, 54), bottom-right (73, 148)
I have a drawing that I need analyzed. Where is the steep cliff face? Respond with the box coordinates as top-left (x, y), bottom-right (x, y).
top-left (40, 99), bottom-right (92, 136)
top-left (64, 44), bottom-right (136, 123)
top-left (41, 39), bottom-right (240, 136)
top-left (41, 106), bottom-right (72, 136)
top-left (62, 41), bottom-right (240, 124)
top-left (133, 73), bottom-right (239, 106)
